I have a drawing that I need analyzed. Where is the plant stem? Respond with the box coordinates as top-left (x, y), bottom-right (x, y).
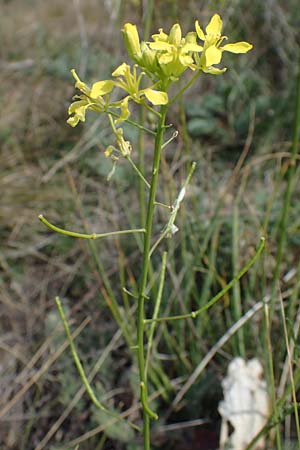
top-left (138, 0), bottom-right (154, 227)
top-left (279, 293), bottom-right (300, 445)
top-left (169, 70), bottom-right (201, 105)
top-left (38, 215), bottom-right (145, 240)
top-left (232, 201), bottom-right (245, 357)
top-left (270, 67), bottom-right (300, 318)
top-left (143, 0), bottom-right (154, 40)
top-left (138, 106), bottom-right (147, 227)
top-left (107, 109), bottom-right (156, 136)
top-left (127, 155), bottom-right (150, 189)
top-left (55, 297), bottom-right (139, 431)
top-left (264, 303), bottom-right (282, 450)
top-left (145, 251), bottom-right (167, 376)
top-left (145, 237), bottom-right (265, 324)
top-left (137, 104), bottom-right (167, 450)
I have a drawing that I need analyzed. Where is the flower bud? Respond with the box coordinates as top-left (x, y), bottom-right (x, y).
top-left (116, 128), bottom-right (131, 157)
top-left (141, 42), bottom-right (157, 72)
top-left (122, 23), bottom-right (142, 63)
top-left (169, 24), bottom-right (182, 46)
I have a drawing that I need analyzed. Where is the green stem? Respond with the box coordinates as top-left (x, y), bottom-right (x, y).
top-left (149, 162), bottom-right (196, 257)
top-left (145, 251), bottom-right (167, 377)
top-left (142, 100), bottom-right (162, 118)
top-left (138, 0), bottom-right (154, 227)
top-left (143, 0), bottom-right (154, 40)
top-left (65, 168), bottom-right (133, 345)
top-left (161, 130), bottom-right (179, 150)
top-left (145, 237), bottom-right (265, 324)
top-left (169, 70), bottom-right (201, 105)
top-left (138, 106), bottom-right (147, 227)
top-left (270, 67), bottom-right (300, 317)
top-left (263, 303), bottom-right (282, 450)
top-left (107, 109), bottom-right (156, 136)
top-left (232, 201), bottom-right (245, 357)
top-left (108, 113), bottom-right (150, 191)
top-left (39, 214), bottom-right (145, 240)
top-left (279, 294), bottom-right (300, 445)
top-left (137, 104), bottom-right (167, 450)
top-left (127, 155), bottom-right (150, 189)
top-left (244, 402), bottom-right (300, 450)
top-left (55, 297), bottom-right (139, 431)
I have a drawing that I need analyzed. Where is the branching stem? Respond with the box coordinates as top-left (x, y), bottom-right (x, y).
top-left (55, 297), bottom-right (139, 431)
top-left (145, 237), bottom-right (265, 324)
top-left (137, 104), bottom-right (167, 450)
top-left (39, 215), bottom-right (145, 239)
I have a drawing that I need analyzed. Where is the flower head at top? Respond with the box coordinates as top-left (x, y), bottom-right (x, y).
top-left (148, 24), bottom-right (202, 79)
top-left (195, 14), bottom-right (253, 74)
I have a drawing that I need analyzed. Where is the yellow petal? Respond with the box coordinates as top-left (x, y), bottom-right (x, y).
top-left (183, 43), bottom-right (203, 52)
top-left (67, 115), bottom-right (80, 127)
top-left (202, 66), bottom-right (227, 75)
top-left (179, 54), bottom-right (193, 66)
top-left (68, 100), bottom-right (87, 114)
top-left (222, 41), bottom-right (253, 53)
top-left (90, 80), bottom-right (114, 98)
top-left (195, 20), bottom-right (205, 40)
top-left (104, 145), bottom-right (117, 158)
top-left (149, 41), bottom-right (173, 51)
top-left (115, 97), bottom-right (130, 123)
top-left (118, 136), bottom-right (131, 157)
top-left (205, 45), bottom-right (222, 66)
top-left (206, 14), bottom-right (223, 35)
top-left (143, 88), bottom-right (168, 105)
top-left (151, 28), bottom-right (168, 42)
top-left (75, 105), bottom-right (88, 121)
top-left (112, 63), bottom-right (129, 77)
top-left (158, 53), bottom-right (174, 64)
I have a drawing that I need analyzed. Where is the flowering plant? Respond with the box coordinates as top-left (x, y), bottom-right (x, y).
top-left (40, 14), bottom-right (262, 450)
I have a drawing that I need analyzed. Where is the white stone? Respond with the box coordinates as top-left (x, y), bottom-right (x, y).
top-left (218, 357), bottom-right (270, 450)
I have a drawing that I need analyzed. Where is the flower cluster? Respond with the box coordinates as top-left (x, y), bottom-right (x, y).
top-left (67, 14), bottom-right (252, 129)
top-left (125, 22), bottom-right (203, 81)
top-left (67, 14), bottom-right (252, 174)
top-left (68, 14), bottom-right (252, 127)
top-left (123, 14), bottom-right (252, 81)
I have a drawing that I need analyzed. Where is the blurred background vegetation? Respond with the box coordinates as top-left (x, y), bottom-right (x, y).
top-left (1, 0), bottom-right (300, 449)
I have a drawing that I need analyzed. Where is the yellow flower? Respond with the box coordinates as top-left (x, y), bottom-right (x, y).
top-left (104, 128), bottom-right (131, 158)
top-left (140, 41), bottom-right (158, 73)
top-left (195, 14), bottom-right (253, 74)
top-left (67, 69), bottom-right (114, 127)
top-left (115, 96), bottom-right (130, 123)
top-left (149, 24), bottom-right (202, 79)
top-left (111, 63), bottom-right (168, 122)
top-left (122, 23), bottom-right (160, 75)
top-left (115, 128), bottom-right (132, 157)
